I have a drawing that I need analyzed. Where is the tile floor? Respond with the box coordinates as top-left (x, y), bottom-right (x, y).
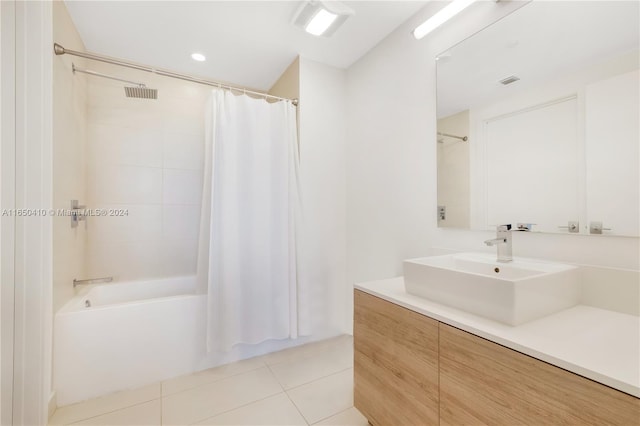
top-left (49, 335), bottom-right (368, 426)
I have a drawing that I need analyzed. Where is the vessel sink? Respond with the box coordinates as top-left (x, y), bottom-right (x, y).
top-left (403, 253), bottom-right (579, 325)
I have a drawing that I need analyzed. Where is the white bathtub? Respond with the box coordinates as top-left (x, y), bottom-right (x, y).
top-left (54, 276), bottom-right (206, 405)
top-left (54, 275), bottom-right (337, 406)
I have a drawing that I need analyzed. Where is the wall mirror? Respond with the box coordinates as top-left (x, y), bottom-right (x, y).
top-left (436, 1), bottom-right (639, 236)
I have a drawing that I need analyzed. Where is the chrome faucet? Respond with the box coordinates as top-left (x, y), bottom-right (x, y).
top-left (484, 224), bottom-right (513, 262)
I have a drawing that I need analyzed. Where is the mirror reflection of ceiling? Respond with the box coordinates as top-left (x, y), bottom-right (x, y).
top-left (437, 1), bottom-right (640, 119)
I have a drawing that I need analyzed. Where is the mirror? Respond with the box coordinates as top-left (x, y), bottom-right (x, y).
top-left (436, 1), bottom-right (639, 236)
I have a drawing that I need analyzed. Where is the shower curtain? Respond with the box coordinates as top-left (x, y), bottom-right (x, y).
top-left (197, 90), bottom-right (306, 351)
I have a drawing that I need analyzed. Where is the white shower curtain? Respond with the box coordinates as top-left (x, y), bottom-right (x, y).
top-left (197, 90), bottom-right (306, 351)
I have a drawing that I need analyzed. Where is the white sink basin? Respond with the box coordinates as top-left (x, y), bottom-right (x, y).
top-left (403, 253), bottom-right (580, 325)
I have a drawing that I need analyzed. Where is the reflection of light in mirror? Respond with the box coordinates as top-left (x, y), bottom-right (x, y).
top-left (413, 0), bottom-right (476, 40)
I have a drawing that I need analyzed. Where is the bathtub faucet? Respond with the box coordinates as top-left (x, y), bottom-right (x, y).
top-left (73, 276), bottom-right (114, 288)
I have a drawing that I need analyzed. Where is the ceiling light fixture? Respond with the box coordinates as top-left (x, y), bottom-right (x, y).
top-left (306, 9), bottom-right (338, 36)
top-left (413, 0), bottom-right (476, 40)
top-left (292, 1), bottom-right (355, 37)
top-left (191, 53), bottom-right (206, 62)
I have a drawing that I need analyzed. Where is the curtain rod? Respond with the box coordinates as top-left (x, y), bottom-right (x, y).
top-left (53, 43), bottom-right (298, 106)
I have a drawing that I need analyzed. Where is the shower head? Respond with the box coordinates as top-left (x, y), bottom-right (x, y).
top-left (125, 86), bottom-right (158, 99)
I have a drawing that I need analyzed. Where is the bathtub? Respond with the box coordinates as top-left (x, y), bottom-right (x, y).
top-left (54, 275), bottom-right (337, 406)
top-left (54, 276), bottom-right (206, 405)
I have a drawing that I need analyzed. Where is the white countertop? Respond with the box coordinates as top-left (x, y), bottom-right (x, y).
top-left (355, 277), bottom-right (640, 398)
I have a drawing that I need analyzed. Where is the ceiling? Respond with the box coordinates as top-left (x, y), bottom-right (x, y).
top-left (64, 1), bottom-right (427, 91)
top-left (437, 1), bottom-right (640, 118)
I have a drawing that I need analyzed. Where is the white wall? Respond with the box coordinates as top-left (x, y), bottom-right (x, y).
top-left (7, 0), bottom-right (54, 423)
top-left (585, 69), bottom-right (639, 237)
top-left (299, 58), bottom-right (349, 335)
top-left (346, 0), bottom-right (640, 329)
top-left (85, 66), bottom-right (209, 282)
top-left (0, 1), bottom-right (16, 422)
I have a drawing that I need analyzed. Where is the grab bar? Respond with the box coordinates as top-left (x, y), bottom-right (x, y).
top-left (73, 276), bottom-right (113, 288)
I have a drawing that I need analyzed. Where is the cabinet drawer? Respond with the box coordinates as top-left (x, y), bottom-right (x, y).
top-left (439, 323), bottom-right (640, 425)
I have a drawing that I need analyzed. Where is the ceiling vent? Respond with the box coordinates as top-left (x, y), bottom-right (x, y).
top-left (499, 75), bottom-right (520, 85)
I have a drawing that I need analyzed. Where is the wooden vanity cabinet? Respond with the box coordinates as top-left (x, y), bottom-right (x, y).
top-left (439, 323), bottom-right (640, 425)
top-left (354, 290), bottom-right (640, 426)
top-left (354, 290), bottom-right (439, 426)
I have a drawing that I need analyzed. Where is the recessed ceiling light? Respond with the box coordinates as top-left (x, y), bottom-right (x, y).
top-left (191, 53), bottom-right (206, 62)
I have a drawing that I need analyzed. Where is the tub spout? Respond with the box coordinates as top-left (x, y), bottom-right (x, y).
top-left (73, 276), bottom-right (113, 287)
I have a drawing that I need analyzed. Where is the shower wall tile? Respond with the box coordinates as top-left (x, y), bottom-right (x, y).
top-left (163, 205), bottom-right (201, 241)
top-left (157, 80), bottom-right (212, 102)
top-left (163, 169), bottom-right (203, 205)
top-left (159, 98), bottom-right (206, 135)
top-left (163, 132), bottom-right (204, 170)
top-left (86, 73), bottom-right (206, 282)
top-left (90, 204), bottom-right (163, 244)
top-left (87, 123), bottom-right (115, 164)
top-left (85, 83), bottom-right (134, 109)
top-left (160, 237), bottom-right (199, 277)
top-left (115, 128), bottom-right (163, 167)
top-left (88, 106), bottom-right (161, 130)
top-left (92, 165), bottom-right (163, 205)
top-left (87, 239), bottom-right (164, 282)
top-left (88, 123), bottom-right (163, 168)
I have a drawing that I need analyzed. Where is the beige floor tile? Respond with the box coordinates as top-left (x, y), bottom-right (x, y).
top-left (49, 383), bottom-right (161, 425)
top-left (161, 367), bottom-right (283, 425)
top-left (286, 369), bottom-right (354, 425)
top-left (261, 335), bottom-right (352, 366)
top-left (69, 400), bottom-right (161, 426)
top-left (269, 340), bottom-right (352, 390)
top-left (194, 393), bottom-right (307, 426)
top-left (162, 356), bottom-right (266, 396)
top-left (313, 407), bottom-right (368, 426)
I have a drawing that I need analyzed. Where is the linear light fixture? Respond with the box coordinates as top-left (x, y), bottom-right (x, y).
top-left (413, 0), bottom-right (476, 40)
top-left (292, 1), bottom-right (355, 37)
